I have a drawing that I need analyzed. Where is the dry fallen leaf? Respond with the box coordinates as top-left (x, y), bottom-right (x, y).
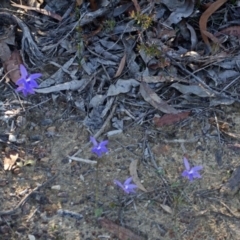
top-left (140, 82), bottom-right (179, 114)
top-left (4, 150), bottom-right (19, 171)
top-left (160, 204), bottom-right (173, 214)
top-left (217, 25), bottom-right (240, 38)
top-left (3, 49), bottom-right (22, 84)
top-left (171, 82), bottom-right (212, 97)
top-left (163, 0), bottom-right (195, 27)
top-left (76, 0), bottom-right (83, 7)
top-left (129, 159), bottom-right (147, 192)
top-left (99, 218), bottom-right (146, 240)
top-left (153, 112), bottom-right (190, 127)
top-left (199, 0), bottom-right (227, 49)
top-left (107, 79), bottom-right (139, 96)
top-left (131, 0), bottom-right (141, 12)
top-left (0, 42), bottom-right (11, 63)
top-left (114, 52), bottom-right (126, 78)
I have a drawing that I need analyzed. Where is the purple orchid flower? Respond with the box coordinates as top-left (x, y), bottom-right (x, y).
top-left (90, 136), bottom-right (108, 157)
top-left (182, 157), bottom-right (203, 181)
top-left (16, 64), bottom-right (42, 96)
top-left (114, 177), bottom-right (137, 194)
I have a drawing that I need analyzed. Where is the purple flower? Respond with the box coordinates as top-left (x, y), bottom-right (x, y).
top-left (90, 136), bottom-right (108, 157)
top-left (114, 177), bottom-right (137, 194)
top-left (16, 64), bottom-right (42, 96)
top-left (182, 157), bottom-right (203, 181)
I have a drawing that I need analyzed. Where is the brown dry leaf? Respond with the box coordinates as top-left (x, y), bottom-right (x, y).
top-left (152, 144), bottom-right (170, 157)
top-left (0, 42), bottom-right (11, 62)
top-left (153, 112), bottom-right (190, 127)
top-left (148, 58), bottom-right (170, 69)
top-left (3, 49), bottom-right (22, 83)
top-left (160, 204), bottom-right (173, 214)
top-left (140, 82), bottom-right (179, 114)
top-left (11, 2), bottom-right (62, 21)
top-left (114, 52), bottom-right (126, 78)
top-left (217, 25), bottom-right (240, 38)
top-left (99, 218), bottom-right (146, 240)
top-left (202, 30), bottom-right (227, 51)
top-left (129, 159), bottom-right (147, 192)
top-left (132, 0), bottom-right (141, 12)
top-left (199, 0), bottom-right (227, 49)
top-left (76, 0), bottom-right (83, 7)
top-left (222, 131), bottom-right (240, 140)
top-left (4, 150), bottom-right (19, 171)
top-left (209, 117), bottom-right (229, 132)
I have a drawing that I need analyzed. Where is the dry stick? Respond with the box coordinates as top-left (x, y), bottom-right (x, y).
top-left (67, 156), bottom-right (97, 164)
top-left (166, 54), bottom-right (218, 97)
top-left (11, 2), bottom-right (62, 21)
top-left (0, 174), bottom-right (58, 216)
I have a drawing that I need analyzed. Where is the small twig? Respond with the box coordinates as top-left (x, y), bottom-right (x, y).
top-left (11, 2), bottom-right (62, 21)
top-left (146, 141), bottom-right (158, 169)
top-left (0, 174), bottom-right (58, 216)
top-left (213, 112), bottom-right (221, 144)
top-left (167, 54), bottom-right (219, 97)
top-left (163, 137), bottom-right (199, 143)
top-left (208, 197), bottom-right (240, 218)
top-left (67, 156), bottom-right (97, 164)
top-left (57, 209), bottom-right (83, 220)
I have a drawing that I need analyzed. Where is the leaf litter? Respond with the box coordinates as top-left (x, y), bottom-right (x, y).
top-left (1, 0), bottom-right (240, 239)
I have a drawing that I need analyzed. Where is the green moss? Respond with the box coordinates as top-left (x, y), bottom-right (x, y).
top-left (130, 11), bottom-right (153, 30)
top-left (137, 43), bottom-right (162, 57)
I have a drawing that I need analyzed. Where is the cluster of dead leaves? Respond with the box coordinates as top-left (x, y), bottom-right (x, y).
top-left (0, 24), bottom-right (22, 84)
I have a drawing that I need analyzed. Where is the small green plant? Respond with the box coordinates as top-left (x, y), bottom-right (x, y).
top-left (130, 11), bottom-right (153, 30)
top-left (94, 207), bottom-right (103, 217)
top-left (137, 43), bottom-right (162, 57)
top-left (104, 19), bottom-right (116, 32)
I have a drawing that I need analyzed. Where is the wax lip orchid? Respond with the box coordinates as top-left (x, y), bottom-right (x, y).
top-left (16, 64), bottom-right (42, 96)
top-left (90, 136), bottom-right (108, 157)
top-left (181, 157), bottom-right (203, 181)
top-left (114, 177), bottom-right (137, 194)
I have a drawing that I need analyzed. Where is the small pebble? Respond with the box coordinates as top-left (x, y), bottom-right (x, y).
top-left (41, 119), bottom-right (53, 126)
top-left (57, 209), bottom-right (83, 220)
top-left (51, 185), bottom-right (61, 190)
top-left (28, 234), bottom-right (36, 240)
top-left (29, 135), bottom-right (42, 141)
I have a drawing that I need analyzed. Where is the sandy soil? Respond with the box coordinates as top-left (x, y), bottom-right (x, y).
top-left (1, 100), bottom-right (240, 240)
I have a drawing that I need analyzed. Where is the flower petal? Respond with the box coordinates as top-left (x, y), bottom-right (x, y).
top-left (126, 184), bottom-right (137, 190)
top-left (29, 73), bottom-right (42, 81)
top-left (20, 64), bottom-right (28, 78)
top-left (191, 165), bottom-right (203, 172)
top-left (16, 77), bottom-right (25, 86)
top-left (22, 88), bottom-right (28, 97)
top-left (124, 177), bottom-right (133, 185)
top-left (181, 170), bottom-right (189, 177)
top-left (183, 157), bottom-right (190, 171)
top-left (28, 79), bottom-right (39, 88)
top-left (114, 180), bottom-right (125, 190)
top-left (91, 147), bottom-right (102, 157)
top-left (99, 140), bottom-right (108, 147)
top-left (188, 174), bottom-right (194, 181)
top-left (192, 172), bottom-right (202, 178)
top-left (90, 136), bottom-right (98, 147)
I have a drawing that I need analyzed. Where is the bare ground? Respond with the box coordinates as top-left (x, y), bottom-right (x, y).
top-left (1, 99), bottom-right (240, 240)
